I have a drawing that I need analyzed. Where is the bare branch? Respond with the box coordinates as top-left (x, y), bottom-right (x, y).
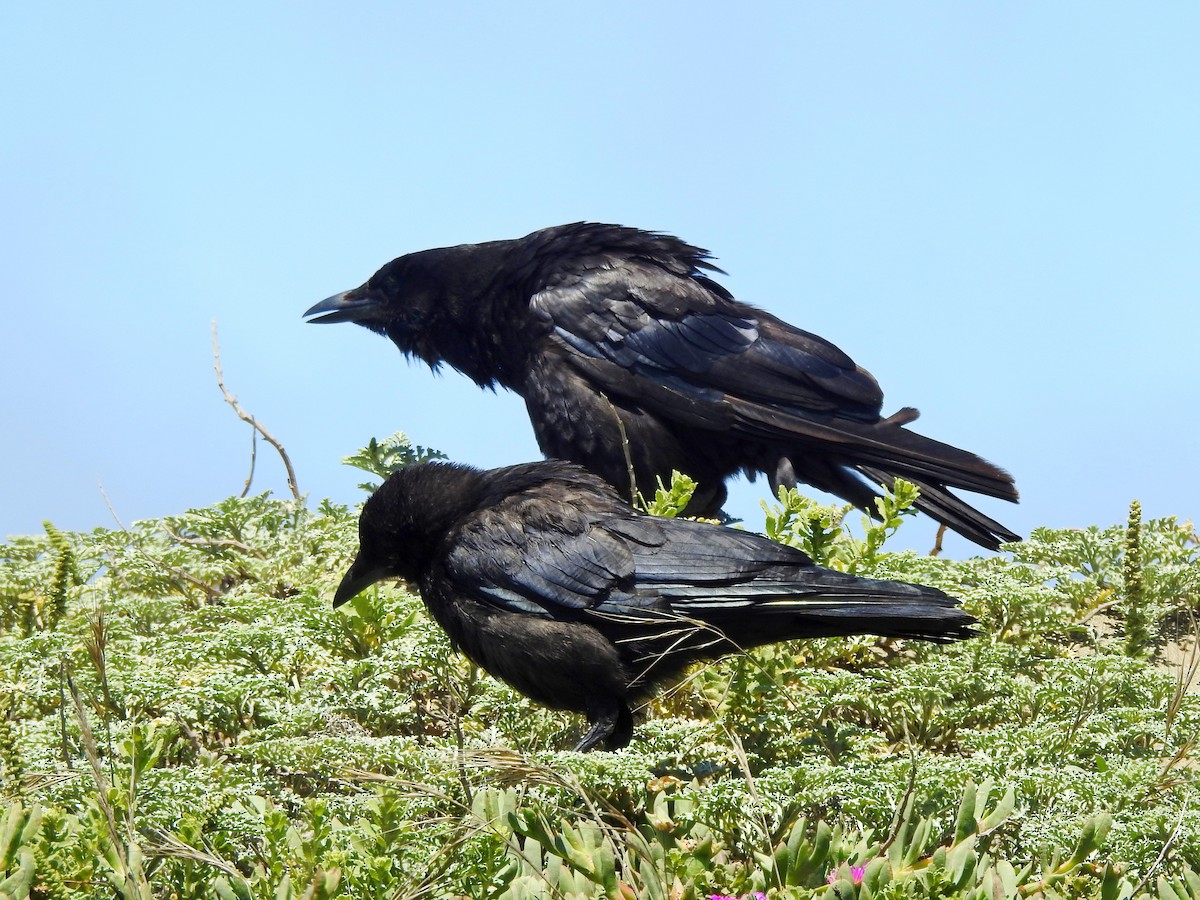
top-left (210, 321), bottom-right (300, 500)
top-left (929, 523), bottom-right (947, 557)
top-left (68, 669), bottom-right (156, 896)
top-left (1075, 597), bottom-right (1123, 627)
top-left (66, 671), bottom-right (123, 863)
top-left (242, 427), bottom-right (257, 498)
top-left (160, 523), bottom-right (267, 559)
top-left (598, 390), bottom-right (638, 507)
top-left (97, 481), bottom-right (128, 532)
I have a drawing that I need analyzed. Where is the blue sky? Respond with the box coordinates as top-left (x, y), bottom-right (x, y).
top-left (2, 4), bottom-right (1196, 557)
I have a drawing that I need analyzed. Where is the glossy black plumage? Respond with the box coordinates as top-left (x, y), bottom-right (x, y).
top-left (306, 223), bottom-right (1019, 549)
top-left (333, 460), bottom-right (976, 751)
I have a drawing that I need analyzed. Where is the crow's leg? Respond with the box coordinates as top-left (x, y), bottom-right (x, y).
top-left (575, 700), bottom-right (633, 752)
top-left (604, 703), bottom-right (634, 750)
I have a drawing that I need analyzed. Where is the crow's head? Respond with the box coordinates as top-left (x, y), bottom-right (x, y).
top-left (305, 246), bottom-right (459, 340)
top-left (332, 462), bottom-right (485, 607)
top-left (305, 241), bottom-right (516, 379)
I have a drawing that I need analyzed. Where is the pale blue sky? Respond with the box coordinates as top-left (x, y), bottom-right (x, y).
top-left (2, 4), bottom-right (1197, 556)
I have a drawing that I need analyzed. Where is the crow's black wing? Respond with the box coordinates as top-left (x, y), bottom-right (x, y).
top-left (601, 515), bottom-right (809, 585)
top-left (442, 494), bottom-right (641, 619)
top-left (441, 490), bottom-right (822, 620)
top-left (530, 259), bottom-right (885, 425)
top-left (528, 257), bottom-right (1019, 542)
top-left (605, 516), bottom-right (972, 643)
top-left (442, 489), bottom-right (970, 643)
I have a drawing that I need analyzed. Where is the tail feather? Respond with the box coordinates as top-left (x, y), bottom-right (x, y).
top-left (734, 402), bottom-right (1017, 503)
top-left (850, 424), bottom-right (1019, 503)
top-left (774, 453), bottom-right (1020, 552)
top-left (659, 569), bottom-right (976, 645)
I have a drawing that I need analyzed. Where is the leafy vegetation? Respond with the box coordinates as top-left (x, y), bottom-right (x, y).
top-left (340, 432), bottom-right (447, 494)
top-left (0, 433), bottom-right (1197, 898)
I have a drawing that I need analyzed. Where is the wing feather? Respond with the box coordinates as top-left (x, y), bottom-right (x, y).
top-left (532, 262), bottom-right (884, 425)
top-left (444, 501), bottom-right (636, 616)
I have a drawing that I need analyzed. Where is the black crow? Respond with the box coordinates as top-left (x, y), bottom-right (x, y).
top-left (332, 460), bottom-right (975, 751)
top-left (306, 223), bottom-right (1019, 549)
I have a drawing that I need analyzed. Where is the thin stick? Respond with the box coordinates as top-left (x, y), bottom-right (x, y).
top-left (67, 670), bottom-right (152, 898)
top-left (879, 733), bottom-right (919, 853)
top-left (161, 524), bottom-right (267, 559)
top-left (929, 523), bottom-right (947, 557)
top-left (58, 658), bottom-right (73, 767)
top-left (242, 428), bottom-right (257, 498)
top-left (598, 390), bottom-right (638, 507)
top-left (1125, 799), bottom-right (1189, 899)
top-left (66, 672), bottom-right (123, 862)
top-left (210, 321), bottom-right (300, 500)
top-left (98, 481), bottom-right (128, 532)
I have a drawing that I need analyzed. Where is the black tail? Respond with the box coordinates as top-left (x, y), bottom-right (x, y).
top-left (851, 421), bottom-right (1018, 502)
top-left (661, 568), bottom-right (976, 647)
top-left (769, 413), bottom-right (1020, 550)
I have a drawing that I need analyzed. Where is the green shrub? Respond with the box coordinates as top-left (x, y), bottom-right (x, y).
top-left (0, 440), bottom-right (1196, 897)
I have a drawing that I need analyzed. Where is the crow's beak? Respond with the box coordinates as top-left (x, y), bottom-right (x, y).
top-left (332, 554), bottom-right (388, 608)
top-left (303, 288), bottom-right (383, 324)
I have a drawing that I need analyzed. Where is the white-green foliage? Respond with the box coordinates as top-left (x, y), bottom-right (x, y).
top-left (339, 432), bottom-right (447, 494)
top-left (0, 451), bottom-right (1197, 897)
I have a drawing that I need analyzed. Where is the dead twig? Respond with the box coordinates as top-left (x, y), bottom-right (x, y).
top-left (242, 428), bottom-right (257, 498)
top-left (142, 831), bottom-right (246, 882)
top-left (598, 390), bottom-right (638, 507)
top-left (1127, 799), bottom-right (1191, 898)
top-left (211, 321), bottom-right (300, 500)
top-left (1075, 597), bottom-right (1123, 627)
top-left (929, 523), bottom-right (947, 557)
top-left (160, 523), bottom-right (267, 559)
top-left (58, 658), bottom-right (73, 767)
top-left (67, 670), bottom-right (153, 897)
top-left (1165, 609), bottom-right (1200, 740)
top-left (85, 603), bottom-right (121, 719)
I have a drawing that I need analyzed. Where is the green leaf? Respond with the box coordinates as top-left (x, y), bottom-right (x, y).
top-left (638, 471), bottom-right (697, 518)
top-left (0, 802), bottom-right (23, 869)
top-left (978, 786), bottom-right (1016, 834)
top-left (0, 847), bottom-right (35, 896)
top-left (1069, 813), bottom-right (1113, 866)
top-left (953, 780), bottom-right (978, 843)
top-left (341, 433), bottom-right (447, 492)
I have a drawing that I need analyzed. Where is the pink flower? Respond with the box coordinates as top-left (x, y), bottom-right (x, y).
top-left (826, 865), bottom-right (867, 886)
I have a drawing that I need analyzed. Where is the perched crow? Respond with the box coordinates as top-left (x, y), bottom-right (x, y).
top-left (306, 223), bottom-right (1019, 549)
top-left (332, 460), bottom-right (975, 751)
